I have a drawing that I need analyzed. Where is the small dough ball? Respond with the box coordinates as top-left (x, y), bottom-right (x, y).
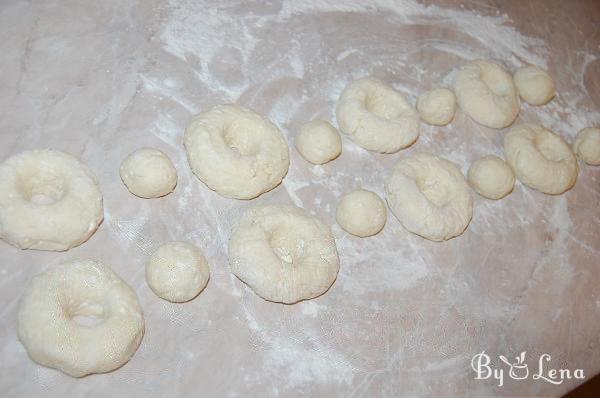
top-left (468, 155), bottom-right (515, 199)
top-left (120, 148), bottom-right (177, 198)
top-left (336, 189), bottom-right (387, 237)
top-left (513, 65), bottom-right (555, 106)
top-left (573, 127), bottom-right (600, 166)
top-left (417, 88), bottom-right (456, 126)
top-left (295, 120), bottom-right (342, 164)
top-left (146, 241), bottom-right (210, 303)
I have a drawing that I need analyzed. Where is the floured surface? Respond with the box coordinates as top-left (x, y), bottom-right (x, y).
top-left (0, 0), bottom-right (599, 396)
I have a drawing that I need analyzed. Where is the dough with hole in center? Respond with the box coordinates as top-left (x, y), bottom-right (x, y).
top-left (184, 105), bottom-right (289, 199)
top-left (17, 260), bottom-right (144, 377)
top-left (336, 77), bottom-right (419, 153)
top-left (228, 205), bottom-right (339, 304)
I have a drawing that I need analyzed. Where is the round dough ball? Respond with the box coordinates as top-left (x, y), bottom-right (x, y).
top-left (146, 241), bottom-right (210, 303)
top-left (513, 65), bottom-right (555, 106)
top-left (0, 149), bottom-right (103, 251)
top-left (417, 88), bottom-right (456, 126)
top-left (467, 155), bottom-right (515, 199)
top-left (336, 77), bottom-right (419, 153)
top-left (229, 205), bottom-right (339, 304)
top-left (336, 189), bottom-right (387, 237)
top-left (573, 127), bottom-right (600, 166)
top-left (295, 120), bottom-right (342, 164)
top-left (18, 260), bottom-right (144, 377)
top-left (120, 148), bottom-right (177, 198)
top-left (454, 59), bottom-right (520, 129)
top-left (184, 105), bottom-right (290, 199)
top-left (386, 154), bottom-right (473, 241)
top-left (504, 124), bottom-right (578, 195)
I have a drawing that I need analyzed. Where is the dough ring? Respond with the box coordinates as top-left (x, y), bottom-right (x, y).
top-left (454, 59), bottom-right (520, 129)
top-left (184, 105), bottom-right (290, 199)
top-left (228, 205), bottom-right (339, 304)
top-left (336, 77), bottom-right (419, 153)
top-left (504, 124), bottom-right (578, 194)
top-left (386, 154), bottom-right (473, 241)
top-left (0, 149), bottom-right (103, 251)
top-left (17, 260), bottom-right (145, 377)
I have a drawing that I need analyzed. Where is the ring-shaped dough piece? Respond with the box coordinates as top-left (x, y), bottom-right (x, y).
top-left (146, 241), bottom-right (210, 303)
top-left (504, 124), bottom-right (578, 195)
top-left (17, 260), bottom-right (145, 377)
top-left (0, 149), bottom-right (103, 251)
top-left (184, 105), bottom-right (290, 199)
top-left (336, 77), bottom-right (419, 153)
top-left (229, 205), bottom-right (339, 304)
top-left (386, 154), bottom-right (473, 241)
top-left (120, 148), bottom-right (177, 198)
top-left (454, 59), bottom-right (520, 129)
top-left (573, 127), bottom-right (600, 166)
top-left (467, 155), bottom-right (515, 200)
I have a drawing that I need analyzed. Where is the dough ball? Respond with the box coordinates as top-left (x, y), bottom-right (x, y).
top-left (295, 120), bottom-right (342, 164)
top-left (573, 127), bottom-right (600, 166)
top-left (513, 65), bottom-right (555, 106)
top-left (120, 148), bottom-right (177, 198)
top-left (467, 155), bottom-right (515, 199)
top-left (454, 59), bottom-right (520, 129)
top-left (504, 124), bottom-right (578, 195)
top-left (336, 77), bottom-right (419, 153)
top-left (336, 189), bottom-right (386, 237)
top-left (146, 241), bottom-right (210, 303)
top-left (417, 88), bottom-right (456, 126)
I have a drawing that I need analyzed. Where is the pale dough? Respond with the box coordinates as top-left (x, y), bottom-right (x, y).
top-left (146, 241), bottom-right (210, 303)
top-left (336, 77), bottom-right (419, 153)
top-left (228, 205), bottom-right (339, 304)
top-left (504, 124), bottom-right (578, 195)
top-left (0, 149), bottom-right (103, 251)
top-left (513, 65), bottom-right (555, 106)
top-left (184, 104), bottom-right (289, 199)
top-left (336, 189), bottom-right (387, 237)
top-left (454, 59), bottom-right (520, 129)
top-left (295, 119), bottom-right (342, 164)
top-left (468, 155), bottom-right (515, 199)
top-left (120, 147), bottom-right (177, 198)
top-left (573, 127), bottom-right (600, 166)
top-left (17, 260), bottom-right (144, 377)
top-left (386, 154), bottom-right (473, 241)
top-left (417, 88), bottom-right (456, 126)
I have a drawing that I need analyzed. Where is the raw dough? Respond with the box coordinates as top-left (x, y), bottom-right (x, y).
top-left (120, 147), bottom-right (177, 198)
top-left (184, 104), bottom-right (289, 199)
top-left (572, 127), bottom-right (600, 166)
top-left (417, 88), bottom-right (456, 126)
top-left (295, 119), bottom-right (342, 164)
top-left (146, 241), bottom-right (210, 303)
top-left (228, 205), bottom-right (339, 304)
top-left (17, 260), bottom-right (144, 377)
top-left (336, 189), bottom-right (387, 237)
top-left (454, 59), bottom-right (520, 129)
top-left (386, 154), bottom-right (473, 241)
top-left (513, 65), bottom-right (555, 106)
top-left (504, 124), bottom-right (578, 195)
top-left (0, 149), bottom-right (103, 251)
top-left (467, 155), bottom-right (515, 199)
top-left (336, 77), bottom-right (419, 153)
